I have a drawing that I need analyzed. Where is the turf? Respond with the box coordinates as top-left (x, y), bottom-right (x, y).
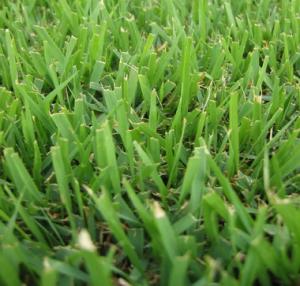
top-left (0, 0), bottom-right (300, 285)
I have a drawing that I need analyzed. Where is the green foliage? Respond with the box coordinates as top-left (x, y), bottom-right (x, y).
top-left (0, 0), bottom-right (299, 285)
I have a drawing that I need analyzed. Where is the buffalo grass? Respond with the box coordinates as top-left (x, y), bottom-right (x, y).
top-left (0, 0), bottom-right (300, 285)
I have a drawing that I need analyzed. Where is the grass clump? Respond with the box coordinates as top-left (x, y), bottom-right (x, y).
top-left (0, 0), bottom-right (300, 285)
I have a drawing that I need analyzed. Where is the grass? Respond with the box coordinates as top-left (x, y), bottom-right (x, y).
top-left (0, 0), bottom-right (299, 285)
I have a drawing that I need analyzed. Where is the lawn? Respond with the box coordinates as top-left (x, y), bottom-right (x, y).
top-left (0, 0), bottom-right (300, 285)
